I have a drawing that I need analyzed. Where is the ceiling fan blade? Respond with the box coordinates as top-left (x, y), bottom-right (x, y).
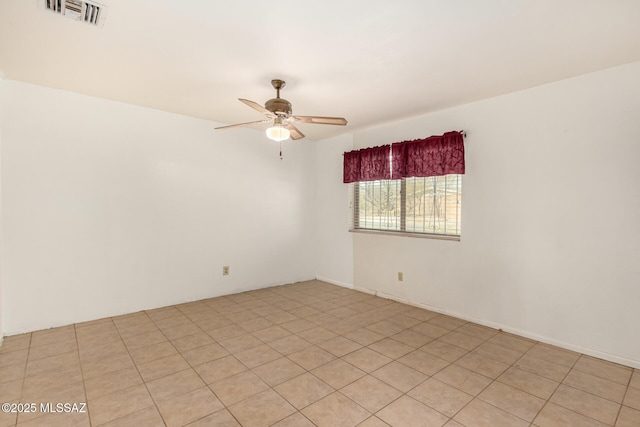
top-left (239, 98), bottom-right (274, 116)
top-left (293, 115), bottom-right (348, 126)
top-left (215, 119), bottom-right (271, 130)
top-left (284, 123), bottom-right (305, 140)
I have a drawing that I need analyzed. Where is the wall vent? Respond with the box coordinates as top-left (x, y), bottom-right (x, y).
top-left (41, 0), bottom-right (107, 26)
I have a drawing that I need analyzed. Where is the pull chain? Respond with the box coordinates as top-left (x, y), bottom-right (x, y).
top-left (279, 141), bottom-right (283, 160)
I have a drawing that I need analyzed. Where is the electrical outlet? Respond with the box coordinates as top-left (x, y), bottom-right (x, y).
top-left (223, 266), bottom-right (229, 276)
top-left (398, 272), bottom-right (403, 281)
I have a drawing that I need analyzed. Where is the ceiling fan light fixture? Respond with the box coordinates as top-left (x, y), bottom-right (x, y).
top-left (266, 124), bottom-right (290, 142)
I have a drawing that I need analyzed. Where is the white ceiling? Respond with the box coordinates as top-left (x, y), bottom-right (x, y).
top-left (1, 0), bottom-right (640, 141)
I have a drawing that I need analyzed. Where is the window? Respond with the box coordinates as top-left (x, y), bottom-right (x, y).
top-left (352, 174), bottom-right (462, 238)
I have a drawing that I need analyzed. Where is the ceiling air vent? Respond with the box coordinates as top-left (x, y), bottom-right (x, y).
top-left (41, 0), bottom-right (107, 26)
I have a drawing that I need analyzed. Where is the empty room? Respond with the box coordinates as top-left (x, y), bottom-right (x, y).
top-left (0, 1), bottom-right (639, 426)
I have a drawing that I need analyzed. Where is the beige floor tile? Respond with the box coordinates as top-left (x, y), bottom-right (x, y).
top-left (368, 338), bottom-right (414, 360)
top-left (78, 339), bottom-right (128, 362)
top-left (88, 384), bottom-right (154, 426)
top-left (624, 385), bottom-right (640, 410)
top-left (428, 315), bottom-right (467, 330)
top-left (265, 311), bottom-right (299, 325)
top-left (0, 378), bottom-right (22, 403)
top-left (631, 370), bottom-right (640, 389)
top-left (25, 351), bottom-right (79, 377)
top-left (616, 405), bottom-right (640, 427)
top-left (287, 346), bottom-right (336, 370)
top-left (28, 337), bottom-right (77, 361)
top-left (207, 324), bottom-right (246, 341)
top-left (219, 334), bottom-right (264, 354)
top-left (30, 325), bottom-right (76, 348)
top-left (456, 324), bottom-right (498, 341)
top-left (411, 322), bottom-right (450, 339)
top-left (157, 386), bottom-right (223, 427)
top-left (271, 412), bottom-right (315, 427)
top-left (0, 335), bottom-right (31, 354)
top-left (479, 381), bottom-right (545, 422)
top-left (181, 342), bottom-right (230, 366)
top-left (443, 421), bottom-right (465, 427)
top-left (439, 331), bottom-right (485, 351)
top-left (454, 398), bottom-right (529, 427)
top-left (342, 348), bottom-right (392, 373)
top-left (268, 335), bottom-right (313, 355)
top-left (573, 356), bottom-right (632, 385)
top-left (563, 369), bottom-right (627, 403)
top-left (252, 325), bottom-right (291, 342)
top-left (101, 406), bottom-right (165, 427)
top-left (366, 320), bottom-right (405, 337)
top-left (527, 343), bottom-right (581, 368)
top-left (137, 353), bottom-right (190, 382)
top-left (238, 317), bottom-right (274, 333)
top-left (253, 357), bottom-right (306, 386)
top-left (486, 333), bottom-right (536, 353)
top-left (185, 409), bottom-right (240, 426)
top-left (275, 373), bottom-right (334, 409)
top-left (390, 329), bottom-right (434, 348)
top-left (433, 364), bottom-right (492, 396)
top-left (302, 392), bottom-right (370, 427)
top-left (514, 354), bottom-right (572, 382)
top-left (235, 343), bottom-right (283, 368)
top-left (210, 370), bottom-right (270, 406)
top-left (377, 395), bottom-right (449, 427)
top-left (550, 384), bottom-right (620, 425)
top-left (533, 402), bottom-right (608, 427)
top-left (0, 363), bottom-right (25, 384)
top-left (171, 332), bottom-right (214, 352)
top-left (228, 389), bottom-right (296, 427)
top-left (16, 411), bottom-right (90, 427)
top-left (122, 330), bottom-right (167, 351)
top-left (408, 377), bottom-right (473, 418)
top-left (357, 416), bottom-right (391, 427)
top-left (421, 340), bottom-right (468, 362)
top-left (194, 315), bottom-right (232, 331)
top-left (398, 350), bottom-right (450, 376)
top-left (317, 336), bottom-right (362, 357)
top-left (297, 327), bottom-right (338, 344)
top-left (281, 319), bottom-right (316, 334)
top-left (128, 341), bottom-right (177, 365)
top-left (455, 352), bottom-right (509, 379)
top-left (497, 366), bottom-right (559, 400)
top-left (341, 375), bottom-right (402, 413)
top-left (162, 323), bottom-right (202, 340)
top-left (146, 368), bottom-right (205, 403)
top-left (371, 361), bottom-right (427, 393)
top-left (345, 328), bottom-right (385, 346)
top-left (83, 366), bottom-right (143, 400)
top-left (473, 342), bottom-right (523, 365)
top-left (194, 355), bottom-right (247, 384)
top-left (18, 382), bottom-right (85, 422)
top-left (19, 364), bottom-right (82, 400)
top-left (312, 359), bottom-right (366, 389)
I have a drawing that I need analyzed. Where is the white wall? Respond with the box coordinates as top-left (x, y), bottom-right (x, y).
top-left (352, 61), bottom-right (640, 368)
top-left (314, 134), bottom-right (354, 287)
top-left (0, 81), bottom-right (317, 334)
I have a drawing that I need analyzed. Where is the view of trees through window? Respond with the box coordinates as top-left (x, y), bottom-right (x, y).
top-left (354, 175), bottom-right (462, 236)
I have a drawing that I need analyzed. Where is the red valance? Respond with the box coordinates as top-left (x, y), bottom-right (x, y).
top-left (344, 131), bottom-right (464, 183)
top-left (342, 145), bottom-right (391, 183)
top-left (392, 131), bottom-right (465, 178)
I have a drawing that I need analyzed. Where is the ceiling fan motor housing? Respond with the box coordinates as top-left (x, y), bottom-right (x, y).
top-left (265, 97), bottom-right (292, 116)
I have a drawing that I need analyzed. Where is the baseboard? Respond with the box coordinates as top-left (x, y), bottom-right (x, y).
top-left (356, 286), bottom-right (640, 370)
top-left (315, 276), bottom-right (354, 290)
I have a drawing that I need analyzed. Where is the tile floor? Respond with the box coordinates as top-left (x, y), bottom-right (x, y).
top-left (0, 280), bottom-right (639, 427)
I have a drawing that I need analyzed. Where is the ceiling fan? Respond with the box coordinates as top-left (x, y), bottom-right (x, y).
top-left (215, 79), bottom-right (348, 142)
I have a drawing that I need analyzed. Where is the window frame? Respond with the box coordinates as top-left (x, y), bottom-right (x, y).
top-left (350, 175), bottom-right (462, 241)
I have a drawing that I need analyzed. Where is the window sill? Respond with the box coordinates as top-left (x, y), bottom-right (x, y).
top-left (349, 228), bottom-right (460, 241)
